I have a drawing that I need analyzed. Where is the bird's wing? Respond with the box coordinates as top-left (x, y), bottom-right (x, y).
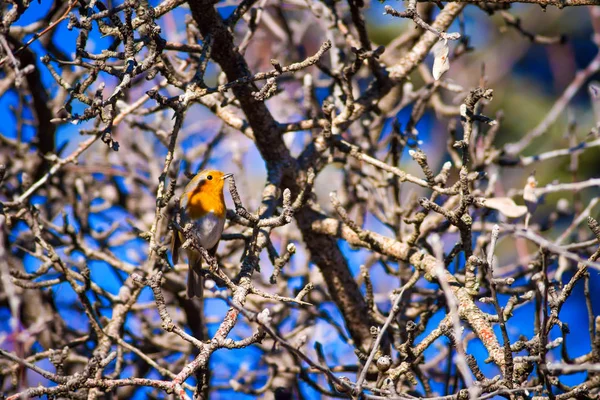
top-left (179, 191), bottom-right (189, 214)
top-left (180, 173), bottom-right (206, 213)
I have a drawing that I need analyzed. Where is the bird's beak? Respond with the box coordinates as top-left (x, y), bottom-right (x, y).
top-left (222, 173), bottom-right (233, 180)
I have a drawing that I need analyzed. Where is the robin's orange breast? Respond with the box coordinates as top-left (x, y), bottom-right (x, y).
top-left (186, 187), bottom-right (226, 220)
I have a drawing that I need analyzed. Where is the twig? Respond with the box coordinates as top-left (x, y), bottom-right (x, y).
top-left (384, 3), bottom-right (461, 42)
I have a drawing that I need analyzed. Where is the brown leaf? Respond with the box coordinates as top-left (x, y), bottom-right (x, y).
top-left (432, 39), bottom-right (450, 80)
top-left (483, 197), bottom-right (528, 218)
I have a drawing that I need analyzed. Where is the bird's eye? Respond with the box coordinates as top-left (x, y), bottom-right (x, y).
top-left (207, 175), bottom-right (213, 180)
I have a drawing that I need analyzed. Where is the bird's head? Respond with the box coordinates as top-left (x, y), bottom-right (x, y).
top-left (186, 170), bottom-right (233, 198)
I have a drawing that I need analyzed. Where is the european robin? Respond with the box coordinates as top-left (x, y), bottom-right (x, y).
top-left (172, 170), bottom-right (232, 299)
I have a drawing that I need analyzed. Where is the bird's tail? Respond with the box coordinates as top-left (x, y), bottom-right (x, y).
top-left (186, 252), bottom-right (204, 299)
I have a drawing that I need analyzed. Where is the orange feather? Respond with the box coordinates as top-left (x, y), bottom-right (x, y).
top-left (185, 170), bottom-right (227, 219)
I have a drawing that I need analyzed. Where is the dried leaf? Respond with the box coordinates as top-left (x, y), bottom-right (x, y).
top-left (484, 197), bottom-right (528, 218)
top-left (431, 38), bottom-right (450, 81)
top-left (523, 174), bottom-right (538, 213)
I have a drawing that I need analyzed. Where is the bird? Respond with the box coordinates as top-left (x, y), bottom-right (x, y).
top-left (172, 169), bottom-right (232, 299)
